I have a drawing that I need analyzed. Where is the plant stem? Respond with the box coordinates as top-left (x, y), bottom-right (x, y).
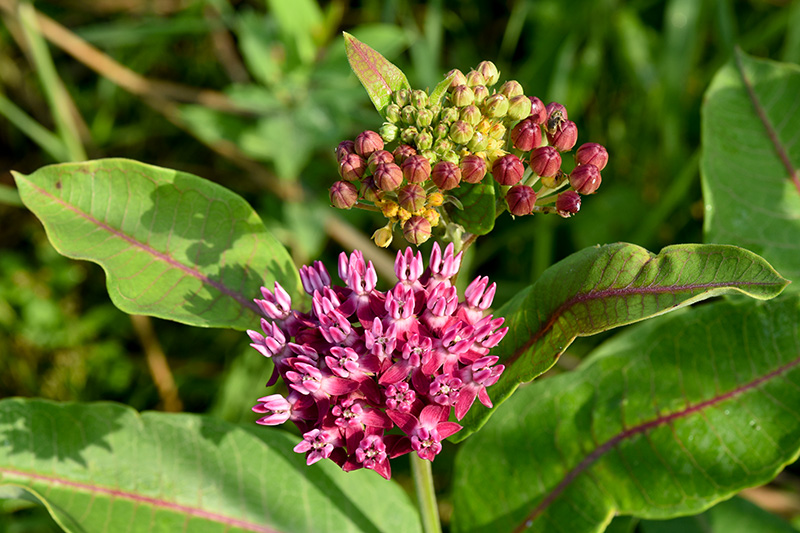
top-left (410, 454), bottom-right (442, 533)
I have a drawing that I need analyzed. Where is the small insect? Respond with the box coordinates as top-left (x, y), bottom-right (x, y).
top-left (546, 108), bottom-right (566, 135)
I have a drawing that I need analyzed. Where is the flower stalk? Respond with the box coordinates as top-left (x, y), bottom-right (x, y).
top-left (411, 452), bottom-right (442, 533)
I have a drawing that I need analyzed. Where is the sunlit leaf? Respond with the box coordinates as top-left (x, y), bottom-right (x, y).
top-left (344, 32), bottom-right (411, 117)
top-left (446, 181), bottom-right (496, 236)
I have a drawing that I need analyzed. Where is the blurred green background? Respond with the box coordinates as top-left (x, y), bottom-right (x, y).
top-left (1, 0), bottom-right (799, 531)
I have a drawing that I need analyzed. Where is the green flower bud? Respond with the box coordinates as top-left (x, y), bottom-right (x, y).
top-left (433, 138), bottom-right (454, 155)
top-left (385, 103), bottom-right (402, 124)
top-left (416, 109), bottom-right (434, 128)
top-left (472, 85), bottom-right (490, 105)
top-left (401, 126), bottom-right (419, 144)
top-left (488, 122), bottom-right (506, 141)
top-left (483, 94), bottom-right (509, 118)
top-left (411, 89), bottom-right (429, 109)
top-left (451, 85), bottom-right (475, 107)
top-left (380, 122), bottom-right (399, 143)
top-left (440, 150), bottom-right (460, 165)
top-left (429, 104), bottom-right (442, 117)
top-left (401, 105), bottom-right (417, 125)
top-left (465, 70), bottom-right (486, 87)
top-left (449, 120), bottom-right (474, 145)
top-left (467, 131), bottom-right (489, 152)
top-left (477, 61), bottom-right (500, 86)
top-left (416, 129), bottom-right (434, 150)
top-left (446, 69), bottom-right (468, 88)
top-left (434, 122), bottom-right (450, 139)
top-left (372, 224), bottom-right (394, 248)
top-left (440, 106), bottom-right (460, 124)
top-left (393, 89), bottom-right (410, 107)
top-left (499, 80), bottom-right (524, 98)
top-left (460, 105), bottom-right (482, 126)
top-left (421, 149), bottom-right (438, 164)
top-left (507, 94), bottom-right (533, 121)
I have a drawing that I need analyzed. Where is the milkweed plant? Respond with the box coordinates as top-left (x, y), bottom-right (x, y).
top-left (4, 32), bottom-right (800, 533)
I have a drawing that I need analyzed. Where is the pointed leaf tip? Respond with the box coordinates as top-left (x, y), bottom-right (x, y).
top-left (344, 32), bottom-right (410, 117)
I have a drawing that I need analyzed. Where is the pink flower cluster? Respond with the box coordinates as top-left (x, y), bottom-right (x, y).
top-left (248, 243), bottom-right (507, 479)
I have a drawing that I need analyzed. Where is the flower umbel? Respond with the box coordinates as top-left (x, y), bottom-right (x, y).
top-left (249, 243), bottom-right (507, 479)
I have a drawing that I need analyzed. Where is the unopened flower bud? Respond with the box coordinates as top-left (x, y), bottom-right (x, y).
top-left (460, 154), bottom-right (487, 184)
top-left (440, 106), bottom-right (460, 124)
top-left (508, 94), bottom-right (532, 121)
top-left (360, 176), bottom-right (380, 202)
top-left (449, 121), bottom-right (474, 144)
top-left (477, 61), bottom-right (500, 86)
top-left (510, 119), bottom-right (543, 151)
top-left (499, 80), bottom-right (524, 98)
top-left (393, 144), bottom-right (417, 164)
top-left (339, 153), bottom-right (367, 181)
top-left (367, 150), bottom-right (395, 173)
top-left (372, 225), bottom-right (393, 248)
top-left (416, 109), bottom-right (434, 128)
top-left (483, 94), bottom-right (509, 118)
top-left (397, 183), bottom-right (427, 213)
top-left (401, 154), bottom-right (432, 184)
top-left (433, 138), bottom-right (454, 155)
top-left (433, 122), bottom-right (449, 139)
top-left (472, 85), bottom-right (490, 105)
top-left (556, 190), bottom-right (581, 217)
top-left (429, 104), bottom-right (441, 117)
top-left (440, 150), bottom-right (459, 165)
top-left (488, 122), bottom-right (507, 141)
top-left (529, 146), bottom-right (561, 178)
top-left (374, 163), bottom-right (404, 192)
top-left (401, 126), bottom-right (418, 144)
top-left (465, 70), bottom-right (486, 87)
top-left (575, 143), bottom-right (608, 171)
top-left (355, 130), bottom-right (384, 157)
top-left (336, 140), bottom-right (355, 162)
top-left (378, 199), bottom-right (399, 219)
top-left (401, 105), bottom-right (417, 125)
top-left (385, 104), bottom-right (402, 124)
top-left (329, 180), bottom-right (358, 209)
top-left (446, 69), bottom-right (467, 88)
top-left (569, 164), bottom-right (602, 194)
top-left (421, 149), bottom-right (438, 164)
top-left (393, 89), bottom-right (410, 107)
top-left (431, 161), bottom-right (461, 190)
top-left (380, 123), bottom-right (398, 143)
top-left (460, 105), bottom-right (482, 126)
top-left (397, 207), bottom-right (412, 223)
top-left (529, 96), bottom-right (546, 124)
top-left (416, 129), bottom-right (434, 150)
top-left (403, 216), bottom-right (431, 245)
top-left (506, 185), bottom-right (537, 216)
top-left (451, 85), bottom-right (475, 107)
top-left (467, 131), bottom-right (489, 152)
top-left (427, 191), bottom-right (444, 207)
top-left (492, 154), bottom-right (525, 186)
top-left (547, 120), bottom-right (578, 152)
top-left (423, 207), bottom-right (441, 227)
top-left (545, 102), bottom-right (568, 133)
top-left (411, 89), bottom-right (429, 109)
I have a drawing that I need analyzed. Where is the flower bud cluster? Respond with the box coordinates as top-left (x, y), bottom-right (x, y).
top-left (329, 60), bottom-right (609, 245)
top-left (249, 243), bottom-right (507, 479)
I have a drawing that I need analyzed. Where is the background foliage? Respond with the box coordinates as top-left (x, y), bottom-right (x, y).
top-left (1, 0), bottom-right (799, 531)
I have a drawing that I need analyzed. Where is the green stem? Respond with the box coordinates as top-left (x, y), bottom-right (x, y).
top-left (410, 454), bottom-right (441, 533)
top-left (0, 93), bottom-right (68, 162)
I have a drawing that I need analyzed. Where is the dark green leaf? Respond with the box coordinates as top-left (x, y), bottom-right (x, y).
top-left (641, 496), bottom-right (798, 533)
top-left (455, 243), bottom-right (789, 440)
top-left (0, 399), bottom-right (421, 533)
top-left (702, 49), bottom-right (800, 290)
top-left (344, 32), bottom-right (411, 117)
top-left (12, 159), bottom-right (302, 330)
top-left (446, 181), bottom-right (496, 236)
top-left (453, 295), bottom-right (800, 532)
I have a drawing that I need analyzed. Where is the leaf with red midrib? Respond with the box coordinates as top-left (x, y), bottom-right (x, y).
top-left (452, 295), bottom-right (800, 533)
top-left (344, 32), bottom-right (410, 116)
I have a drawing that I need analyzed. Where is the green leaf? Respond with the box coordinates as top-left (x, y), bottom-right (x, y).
top-left (343, 32), bottom-right (411, 117)
top-left (12, 159), bottom-right (302, 330)
top-left (455, 243), bottom-right (789, 440)
top-left (429, 71), bottom-right (457, 107)
top-left (0, 399), bottom-right (421, 533)
top-left (452, 295), bottom-right (800, 532)
top-left (641, 496), bottom-right (799, 533)
top-left (701, 49), bottom-right (800, 290)
top-left (446, 181), bottom-right (496, 235)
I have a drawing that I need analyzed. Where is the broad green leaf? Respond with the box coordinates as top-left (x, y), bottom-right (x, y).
top-left (452, 295), bottom-right (800, 533)
top-left (12, 159), bottom-right (302, 330)
top-left (446, 181), bottom-right (496, 235)
top-left (265, 0), bottom-right (323, 66)
top-left (0, 399), bottom-right (421, 533)
top-left (641, 496), bottom-right (798, 533)
top-left (701, 49), bottom-right (800, 290)
top-left (344, 32), bottom-right (411, 117)
top-left (455, 242), bottom-right (788, 440)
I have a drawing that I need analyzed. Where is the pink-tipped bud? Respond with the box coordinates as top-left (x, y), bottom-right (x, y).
top-left (449, 121), bottom-right (474, 144)
top-left (529, 146), bottom-right (561, 178)
top-left (465, 70), bottom-right (486, 87)
top-left (492, 154), bottom-right (525, 186)
top-left (451, 85), bottom-right (475, 107)
top-left (528, 96), bottom-right (546, 124)
top-left (431, 161), bottom-right (461, 190)
top-left (507, 94), bottom-right (532, 121)
top-left (460, 154), bottom-right (487, 184)
top-left (460, 105), bottom-right (482, 126)
top-left (402, 154), bottom-right (432, 184)
top-left (393, 89), bottom-right (410, 107)
top-left (393, 144), bottom-right (417, 165)
top-left (506, 185), bottom-right (537, 216)
top-left (499, 80), bottom-right (524, 98)
top-left (338, 153), bottom-right (366, 181)
top-left (355, 130), bottom-right (384, 157)
top-left (446, 69), bottom-right (467, 88)
top-left (483, 94), bottom-right (509, 118)
top-left (547, 120), bottom-right (578, 152)
top-left (373, 163), bottom-right (403, 192)
top-left (329, 180), bottom-right (358, 209)
top-left (556, 190), bottom-right (581, 217)
top-left (367, 150), bottom-right (395, 173)
top-left (477, 61), bottom-right (500, 86)
top-left (575, 143), bottom-right (608, 171)
top-left (403, 216), bottom-right (432, 245)
top-left (510, 119), bottom-right (542, 152)
top-left (569, 164), bottom-right (602, 194)
top-left (410, 89), bottom-right (429, 109)
top-left (336, 140), bottom-right (355, 162)
top-left (397, 183), bottom-right (427, 213)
